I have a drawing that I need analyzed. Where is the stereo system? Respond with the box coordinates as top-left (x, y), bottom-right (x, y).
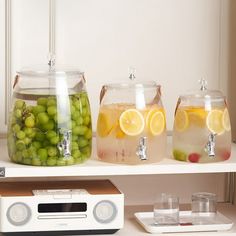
top-left (0, 180), bottom-right (124, 235)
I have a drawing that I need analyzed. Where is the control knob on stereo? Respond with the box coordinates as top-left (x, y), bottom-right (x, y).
top-left (93, 200), bottom-right (117, 224)
top-left (6, 202), bottom-right (31, 226)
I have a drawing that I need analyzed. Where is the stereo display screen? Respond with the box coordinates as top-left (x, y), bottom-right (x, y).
top-left (38, 203), bottom-right (87, 213)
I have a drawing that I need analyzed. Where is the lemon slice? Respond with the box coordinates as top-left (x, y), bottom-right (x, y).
top-left (119, 109), bottom-right (144, 136)
top-left (97, 112), bottom-right (113, 137)
top-left (186, 107), bottom-right (207, 127)
top-left (206, 109), bottom-right (224, 134)
top-left (222, 108), bottom-right (231, 131)
top-left (149, 111), bottom-right (165, 135)
top-left (174, 109), bottom-right (189, 132)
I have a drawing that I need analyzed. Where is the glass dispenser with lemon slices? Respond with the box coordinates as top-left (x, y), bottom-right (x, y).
top-left (172, 79), bottom-right (231, 163)
top-left (96, 81), bottom-right (167, 164)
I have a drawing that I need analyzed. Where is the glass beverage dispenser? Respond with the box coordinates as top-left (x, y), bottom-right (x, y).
top-left (7, 63), bottom-right (92, 166)
top-left (96, 81), bottom-right (167, 164)
top-left (172, 80), bottom-right (231, 163)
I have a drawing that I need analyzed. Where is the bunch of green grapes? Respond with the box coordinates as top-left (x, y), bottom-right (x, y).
top-left (7, 92), bottom-right (92, 166)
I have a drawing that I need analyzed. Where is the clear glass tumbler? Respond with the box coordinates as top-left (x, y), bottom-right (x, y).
top-left (191, 192), bottom-right (217, 225)
top-left (153, 193), bottom-right (179, 225)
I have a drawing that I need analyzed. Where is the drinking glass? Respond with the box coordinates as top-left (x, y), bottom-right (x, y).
top-left (153, 193), bottom-right (179, 225)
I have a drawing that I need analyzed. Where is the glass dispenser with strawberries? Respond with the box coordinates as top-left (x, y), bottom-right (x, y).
top-left (96, 79), bottom-right (167, 164)
top-left (172, 79), bottom-right (231, 163)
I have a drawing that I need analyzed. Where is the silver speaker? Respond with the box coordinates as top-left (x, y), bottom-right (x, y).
top-left (93, 200), bottom-right (117, 224)
top-left (6, 202), bottom-right (31, 226)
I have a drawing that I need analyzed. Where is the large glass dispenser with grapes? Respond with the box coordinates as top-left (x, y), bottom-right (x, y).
top-left (7, 63), bottom-right (92, 166)
top-left (97, 80), bottom-right (167, 165)
top-left (172, 79), bottom-right (231, 163)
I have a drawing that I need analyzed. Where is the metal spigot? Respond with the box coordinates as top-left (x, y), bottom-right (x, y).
top-left (58, 129), bottom-right (72, 158)
top-left (136, 137), bottom-right (147, 160)
top-left (205, 133), bottom-right (217, 158)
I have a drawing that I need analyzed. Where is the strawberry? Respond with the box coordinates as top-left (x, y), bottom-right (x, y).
top-left (188, 153), bottom-right (200, 163)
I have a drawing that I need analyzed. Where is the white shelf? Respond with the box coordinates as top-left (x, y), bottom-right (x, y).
top-left (91, 204), bottom-right (236, 236)
top-left (1, 138), bottom-right (236, 178)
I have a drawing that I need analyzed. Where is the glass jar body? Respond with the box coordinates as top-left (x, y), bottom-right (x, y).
top-left (96, 82), bottom-right (167, 165)
top-left (7, 70), bottom-right (92, 166)
top-left (172, 95), bottom-right (231, 163)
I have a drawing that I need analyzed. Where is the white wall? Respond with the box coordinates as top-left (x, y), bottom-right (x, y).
top-left (0, 0), bottom-right (5, 134)
top-left (0, 0), bottom-right (230, 204)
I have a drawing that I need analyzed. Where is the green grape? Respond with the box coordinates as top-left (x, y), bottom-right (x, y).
top-left (76, 117), bottom-right (83, 126)
top-left (37, 112), bottom-right (49, 124)
top-left (37, 97), bottom-right (48, 106)
top-left (85, 129), bottom-right (92, 140)
top-left (11, 116), bottom-right (17, 125)
top-left (47, 157), bottom-right (57, 166)
top-left (12, 124), bottom-right (21, 133)
top-left (47, 98), bottom-right (56, 107)
top-left (72, 149), bottom-right (81, 159)
top-left (42, 119), bottom-right (55, 130)
top-left (33, 105), bottom-right (46, 115)
top-left (16, 130), bottom-right (26, 140)
top-left (47, 106), bottom-right (57, 116)
top-left (22, 149), bottom-right (29, 158)
top-left (25, 116), bottom-right (35, 128)
top-left (72, 135), bottom-right (78, 141)
top-left (66, 156), bottom-right (74, 165)
top-left (46, 130), bottom-right (57, 139)
top-left (37, 148), bottom-right (48, 162)
top-left (23, 127), bottom-right (32, 136)
top-left (23, 137), bottom-right (31, 145)
top-left (57, 158), bottom-right (66, 166)
top-left (81, 108), bottom-right (88, 117)
top-left (50, 135), bottom-right (59, 145)
top-left (16, 140), bottom-right (26, 150)
top-left (32, 141), bottom-right (42, 149)
top-left (43, 140), bottom-right (50, 147)
top-left (81, 146), bottom-right (91, 157)
top-left (80, 97), bottom-right (87, 106)
top-left (74, 100), bottom-right (81, 111)
top-left (35, 131), bottom-right (45, 141)
top-left (70, 105), bottom-right (76, 114)
top-left (73, 126), bottom-right (88, 135)
top-left (14, 100), bottom-right (25, 109)
top-left (25, 105), bottom-right (33, 113)
top-left (32, 158), bottom-right (41, 166)
top-left (83, 116), bottom-right (90, 126)
top-left (28, 146), bottom-right (37, 158)
top-left (71, 120), bottom-right (76, 129)
top-left (23, 158), bottom-right (32, 165)
top-left (14, 109), bottom-right (22, 119)
top-left (47, 146), bottom-right (58, 157)
top-left (71, 141), bottom-right (79, 150)
top-left (78, 138), bottom-right (88, 148)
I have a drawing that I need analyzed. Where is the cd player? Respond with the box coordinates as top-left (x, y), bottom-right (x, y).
top-left (0, 180), bottom-right (124, 235)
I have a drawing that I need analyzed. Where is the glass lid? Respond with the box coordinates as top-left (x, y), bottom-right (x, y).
top-left (17, 55), bottom-right (83, 77)
top-left (180, 79), bottom-right (225, 101)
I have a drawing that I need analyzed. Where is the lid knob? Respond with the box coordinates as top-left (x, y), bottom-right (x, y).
top-left (199, 78), bottom-right (207, 91)
top-left (129, 67), bottom-right (136, 80)
top-left (47, 53), bottom-right (56, 71)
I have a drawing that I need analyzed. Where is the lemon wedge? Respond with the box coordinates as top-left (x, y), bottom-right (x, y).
top-left (174, 109), bottom-right (189, 132)
top-left (186, 107), bottom-right (207, 128)
top-left (222, 108), bottom-right (231, 131)
top-left (97, 112), bottom-right (113, 137)
top-left (149, 111), bottom-right (165, 135)
top-left (206, 109), bottom-right (224, 134)
top-left (119, 109), bottom-right (144, 136)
